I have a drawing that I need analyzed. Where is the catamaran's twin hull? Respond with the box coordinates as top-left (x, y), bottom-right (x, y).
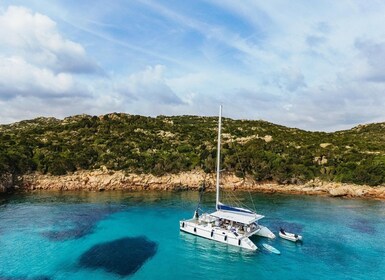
top-left (180, 220), bottom-right (258, 251)
top-left (255, 226), bottom-right (276, 239)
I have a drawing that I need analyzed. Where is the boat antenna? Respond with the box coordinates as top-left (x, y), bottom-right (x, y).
top-left (216, 105), bottom-right (222, 210)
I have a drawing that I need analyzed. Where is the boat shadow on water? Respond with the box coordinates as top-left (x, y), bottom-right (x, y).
top-left (78, 236), bottom-right (158, 277)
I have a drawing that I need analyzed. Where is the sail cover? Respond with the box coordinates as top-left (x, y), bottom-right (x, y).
top-left (217, 203), bottom-right (255, 214)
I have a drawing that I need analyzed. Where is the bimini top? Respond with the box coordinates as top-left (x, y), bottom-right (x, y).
top-left (211, 210), bottom-right (264, 225)
top-left (211, 209), bottom-right (264, 225)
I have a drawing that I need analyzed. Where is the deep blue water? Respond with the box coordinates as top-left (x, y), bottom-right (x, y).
top-left (0, 191), bottom-right (384, 280)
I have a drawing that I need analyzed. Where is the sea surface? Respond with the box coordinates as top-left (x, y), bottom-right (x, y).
top-left (0, 191), bottom-right (384, 280)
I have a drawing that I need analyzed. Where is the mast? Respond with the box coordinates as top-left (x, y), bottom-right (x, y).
top-left (216, 105), bottom-right (222, 210)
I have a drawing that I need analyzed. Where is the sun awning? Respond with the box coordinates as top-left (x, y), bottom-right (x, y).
top-left (210, 210), bottom-right (264, 225)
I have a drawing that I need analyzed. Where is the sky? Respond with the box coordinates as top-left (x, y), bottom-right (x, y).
top-left (1, 0), bottom-right (385, 131)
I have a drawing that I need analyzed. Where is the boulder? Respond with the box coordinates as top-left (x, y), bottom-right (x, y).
top-left (353, 188), bottom-right (366, 197)
top-left (0, 173), bottom-right (13, 193)
top-left (329, 186), bottom-right (348, 197)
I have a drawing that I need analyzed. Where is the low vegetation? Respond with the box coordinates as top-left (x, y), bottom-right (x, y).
top-left (1, 113), bottom-right (385, 186)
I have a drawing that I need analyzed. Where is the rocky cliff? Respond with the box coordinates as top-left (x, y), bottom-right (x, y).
top-left (2, 113), bottom-right (385, 187)
top-left (20, 168), bottom-right (385, 199)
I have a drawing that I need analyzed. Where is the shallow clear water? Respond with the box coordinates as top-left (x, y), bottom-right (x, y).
top-left (0, 191), bottom-right (384, 280)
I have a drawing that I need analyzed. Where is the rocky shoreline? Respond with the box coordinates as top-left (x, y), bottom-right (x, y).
top-left (8, 168), bottom-right (384, 200)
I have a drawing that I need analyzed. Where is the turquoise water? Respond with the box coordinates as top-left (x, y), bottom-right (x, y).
top-left (0, 191), bottom-right (384, 280)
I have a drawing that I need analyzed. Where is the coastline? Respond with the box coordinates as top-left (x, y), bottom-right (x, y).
top-left (14, 168), bottom-right (385, 200)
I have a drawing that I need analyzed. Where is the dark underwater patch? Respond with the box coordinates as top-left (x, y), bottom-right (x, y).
top-left (349, 218), bottom-right (376, 234)
top-left (0, 276), bottom-right (51, 280)
top-left (42, 227), bottom-right (93, 241)
top-left (303, 237), bottom-right (361, 269)
top-left (41, 204), bottom-right (122, 241)
top-left (79, 237), bottom-right (157, 276)
top-left (269, 219), bottom-right (304, 233)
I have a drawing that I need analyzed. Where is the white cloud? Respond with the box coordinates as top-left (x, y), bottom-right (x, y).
top-left (0, 56), bottom-right (77, 99)
top-left (0, 6), bottom-right (99, 74)
top-left (354, 39), bottom-right (385, 83)
top-left (273, 67), bottom-right (306, 92)
top-left (0, 5), bottom-right (97, 122)
top-left (116, 65), bottom-right (185, 105)
top-left (1, 1), bottom-right (385, 131)
top-left (0, 5), bottom-right (101, 102)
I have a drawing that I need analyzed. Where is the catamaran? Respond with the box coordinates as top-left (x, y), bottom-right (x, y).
top-left (179, 106), bottom-right (275, 251)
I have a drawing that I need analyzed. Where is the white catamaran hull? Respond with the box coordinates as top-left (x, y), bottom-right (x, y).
top-left (180, 220), bottom-right (258, 251)
top-left (255, 226), bottom-right (276, 239)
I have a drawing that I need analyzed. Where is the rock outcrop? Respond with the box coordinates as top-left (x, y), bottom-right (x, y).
top-left (18, 168), bottom-right (385, 200)
top-left (0, 173), bottom-right (13, 193)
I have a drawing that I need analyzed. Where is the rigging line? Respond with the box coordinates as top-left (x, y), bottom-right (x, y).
top-left (221, 172), bottom-right (252, 211)
top-left (220, 174), bottom-right (242, 208)
top-left (231, 189), bottom-right (250, 210)
top-left (248, 189), bottom-right (257, 213)
top-left (223, 187), bottom-right (238, 207)
top-left (226, 119), bottom-right (257, 213)
top-left (219, 179), bottom-right (233, 208)
top-left (196, 175), bottom-right (207, 213)
top-left (223, 183), bottom-right (248, 210)
top-left (221, 181), bottom-right (241, 208)
top-left (221, 183), bottom-right (233, 205)
top-left (220, 118), bottom-right (240, 207)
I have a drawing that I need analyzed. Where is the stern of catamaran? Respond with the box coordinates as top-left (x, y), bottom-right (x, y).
top-left (255, 225), bottom-right (276, 239)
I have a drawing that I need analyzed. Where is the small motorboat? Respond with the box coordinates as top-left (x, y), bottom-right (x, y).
top-left (279, 228), bottom-right (302, 242)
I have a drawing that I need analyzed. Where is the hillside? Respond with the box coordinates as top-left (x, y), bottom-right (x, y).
top-left (1, 113), bottom-right (385, 188)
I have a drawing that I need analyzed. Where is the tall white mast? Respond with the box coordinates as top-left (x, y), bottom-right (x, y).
top-left (216, 105), bottom-right (222, 210)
